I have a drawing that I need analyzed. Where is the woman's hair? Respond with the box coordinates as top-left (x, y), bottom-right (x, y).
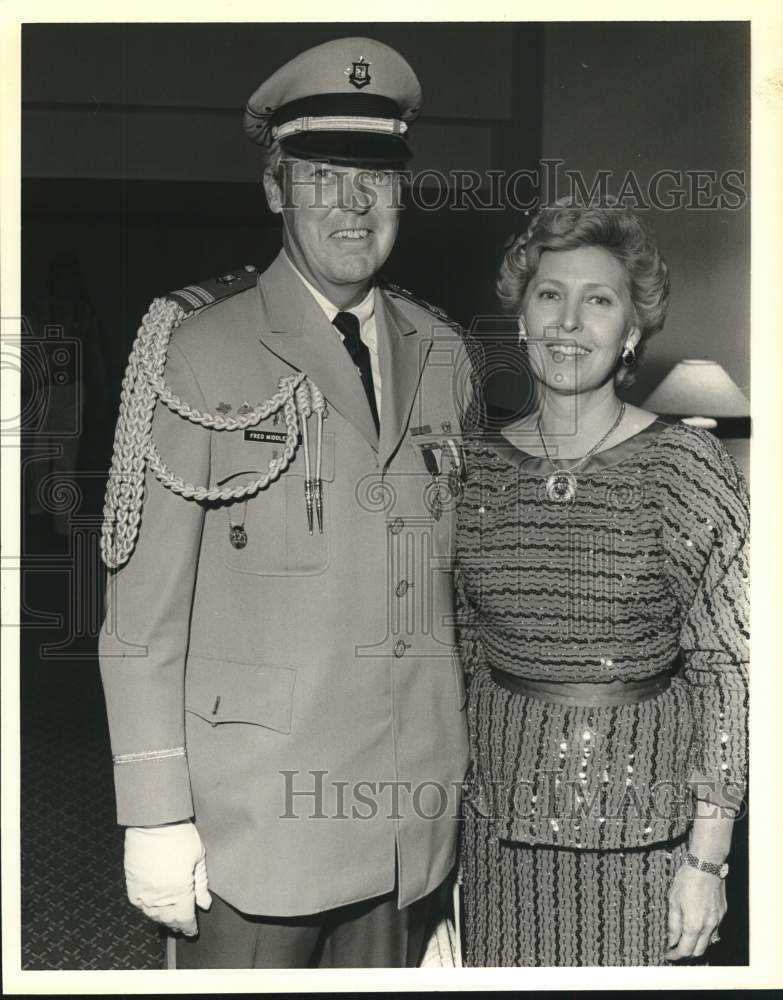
top-left (497, 202), bottom-right (670, 387)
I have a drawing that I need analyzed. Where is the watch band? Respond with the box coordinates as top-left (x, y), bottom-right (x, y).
top-left (686, 851), bottom-right (729, 879)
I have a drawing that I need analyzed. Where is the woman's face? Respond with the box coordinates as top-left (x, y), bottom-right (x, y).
top-left (521, 245), bottom-right (640, 396)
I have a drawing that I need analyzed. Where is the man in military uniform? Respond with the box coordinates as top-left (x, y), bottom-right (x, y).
top-left (99, 37), bottom-right (477, 968)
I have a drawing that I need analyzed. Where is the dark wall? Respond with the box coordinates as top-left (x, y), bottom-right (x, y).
top-left (22, 23), bottom-right (544, 444)
top-left (542, 21), bottom-right (750, 406)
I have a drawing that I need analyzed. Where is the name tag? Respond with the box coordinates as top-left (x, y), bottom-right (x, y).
top-left (244, 430), bottom-right (288, 444)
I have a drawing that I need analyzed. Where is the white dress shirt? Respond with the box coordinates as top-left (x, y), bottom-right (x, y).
top-left (282, 251), bottom-right (382, 412)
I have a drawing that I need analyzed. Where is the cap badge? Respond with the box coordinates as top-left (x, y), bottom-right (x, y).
top-left (345, 57), bottom-right (372, 90)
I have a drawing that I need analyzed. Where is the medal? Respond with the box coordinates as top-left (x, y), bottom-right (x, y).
top-left (229, 524), bottom-right (248, 549)
top-left (421, 445), bottom-right (440, 478)
top-left (448, 464), bottom-right (463, 500)
top-left (442, 437), bottom-right (463, 500)
top-left (431, 487), bottom-right (443, 521)
top-left (419, 445), bottom-right (444, 521)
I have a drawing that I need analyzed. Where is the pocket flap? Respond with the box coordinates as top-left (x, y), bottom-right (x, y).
top-left (185, 654), bottom-right (296, 733)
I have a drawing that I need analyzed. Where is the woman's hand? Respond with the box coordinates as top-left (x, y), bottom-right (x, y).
top-left (665, 863), bottom-right (727, 961)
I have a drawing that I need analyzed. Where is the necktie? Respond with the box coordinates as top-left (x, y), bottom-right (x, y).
top-left (333, 311), bottom-right (380, 434)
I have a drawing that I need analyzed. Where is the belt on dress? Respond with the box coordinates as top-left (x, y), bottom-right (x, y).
top-left (489, 667), bottom-right (673, 706)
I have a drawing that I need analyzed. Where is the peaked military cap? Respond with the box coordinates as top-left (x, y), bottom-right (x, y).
top-left (243, 37), bottom-right (421, 167)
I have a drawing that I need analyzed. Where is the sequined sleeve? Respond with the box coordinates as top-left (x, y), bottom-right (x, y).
top-left (660, 429), bottom-right (749, 814)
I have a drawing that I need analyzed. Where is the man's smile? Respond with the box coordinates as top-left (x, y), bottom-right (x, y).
top-left (330, 228), bottom-right (372, 240)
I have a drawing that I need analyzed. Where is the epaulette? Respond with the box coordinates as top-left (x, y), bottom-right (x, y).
top-left (167, 265), bottom-right (258, 317)
top-left (384, 281), bottom-right (460, 328)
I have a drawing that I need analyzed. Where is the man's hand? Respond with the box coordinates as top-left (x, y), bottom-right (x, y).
top-left (665, 863), bottom-right (727, 961)
top-left (124, 821), bottom-right (212, 936)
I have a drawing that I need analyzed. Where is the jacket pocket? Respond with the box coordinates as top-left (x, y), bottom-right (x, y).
top-left (185, 654), bottom-right (296, 733)
top-left (215, 432), bottom-right (335, 576)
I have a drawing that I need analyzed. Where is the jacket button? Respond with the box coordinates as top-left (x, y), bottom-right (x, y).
top-left (389, 517), bottom-right (405, 535)
top-left (395, 580), bottom-right (411, 598)
top-left (393, 640), bottom-right (410, 659)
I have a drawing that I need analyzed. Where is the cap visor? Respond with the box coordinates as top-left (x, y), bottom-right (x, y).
top-left (280, 131), bottom-right (412, 167)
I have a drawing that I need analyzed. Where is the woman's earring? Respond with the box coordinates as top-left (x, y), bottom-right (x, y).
top-left (518, 322), bottom-right (528, 347)
top-left (621, 345), bottom-right (637, 368)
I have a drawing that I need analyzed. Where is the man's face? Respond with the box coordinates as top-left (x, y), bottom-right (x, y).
top-left (264, 158), bottom-right (402, 308)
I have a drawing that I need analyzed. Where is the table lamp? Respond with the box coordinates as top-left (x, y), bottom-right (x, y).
top-left (642, 359), bottom-right (750, 432)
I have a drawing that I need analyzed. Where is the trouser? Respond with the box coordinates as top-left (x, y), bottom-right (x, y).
top-left (174, 885), bottom-right (433, 969)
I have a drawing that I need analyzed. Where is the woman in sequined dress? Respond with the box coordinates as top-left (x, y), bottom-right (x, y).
top-left (455, 204), bottom-right (749, 967)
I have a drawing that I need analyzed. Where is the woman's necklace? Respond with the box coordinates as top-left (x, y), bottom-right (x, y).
top-left (537, 401), bottom-right (626, 503)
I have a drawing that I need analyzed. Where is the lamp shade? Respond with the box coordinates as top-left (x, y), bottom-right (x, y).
top-left (643, 360), bottom-right (750, 418)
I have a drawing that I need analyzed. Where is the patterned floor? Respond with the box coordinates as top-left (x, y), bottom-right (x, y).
top-left (20, 525), bottom-right (165, 971)
top-left (20, 662), bottom-right (166, 970)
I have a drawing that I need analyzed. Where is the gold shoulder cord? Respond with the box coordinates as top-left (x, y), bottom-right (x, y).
top-left (100, 291), bottom-right (326, 570)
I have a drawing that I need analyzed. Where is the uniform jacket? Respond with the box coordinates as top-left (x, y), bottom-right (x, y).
top-left (99, 251), bottom-right (474, 917)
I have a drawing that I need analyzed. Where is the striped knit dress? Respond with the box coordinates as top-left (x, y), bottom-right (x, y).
top-left (455, 420), bottom-right (749, 967)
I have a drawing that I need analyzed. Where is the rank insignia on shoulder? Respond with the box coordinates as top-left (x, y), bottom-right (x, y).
top-left (384, 282), bottom-right (458, 327)
top-left (167, 264), bottom-right (258, 317)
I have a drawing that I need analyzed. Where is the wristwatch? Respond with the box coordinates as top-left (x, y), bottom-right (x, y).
top-left (686, 851), bottom-right (729, 879)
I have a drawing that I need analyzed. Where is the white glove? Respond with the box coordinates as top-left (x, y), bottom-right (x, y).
top-left (124, 820), bottom-right (212, 936)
